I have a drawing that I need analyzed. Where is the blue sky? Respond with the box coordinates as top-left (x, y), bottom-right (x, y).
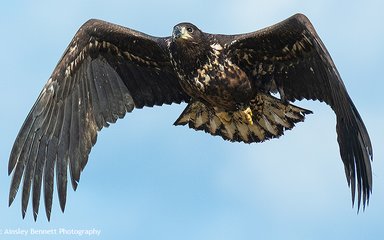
top-left (0, 0), bottom-right (383, 239)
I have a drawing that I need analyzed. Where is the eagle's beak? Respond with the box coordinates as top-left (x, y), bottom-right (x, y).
top-left (173, 26), bottom-right (192, 40)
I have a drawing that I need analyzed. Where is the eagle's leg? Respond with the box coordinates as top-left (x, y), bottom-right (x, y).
top-left (216, 107), bottom-right (253, 125)
top-left (240, 107), bottom-right (254, 125)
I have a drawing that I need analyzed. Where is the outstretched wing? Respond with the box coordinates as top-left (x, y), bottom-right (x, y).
top-left (9, 19), bottom-right (188, 220)
top-left (225, 14), bottom-right (373, 209)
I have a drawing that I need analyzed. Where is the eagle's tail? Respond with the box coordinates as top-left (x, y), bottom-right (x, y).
top-left (174, 94), bottom-right (312, 143)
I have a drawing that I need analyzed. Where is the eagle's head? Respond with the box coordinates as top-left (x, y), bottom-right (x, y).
top-left (170, 23), bottom-right (210, 74)
top-left (172, 23), bottom-right (204, 43)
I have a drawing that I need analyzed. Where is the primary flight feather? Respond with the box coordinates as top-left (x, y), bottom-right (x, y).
top-left (9, 13), bottom-right (373, 220)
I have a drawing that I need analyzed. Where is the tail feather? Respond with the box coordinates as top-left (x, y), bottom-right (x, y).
top-left (174, 93), bottom-right (312, 143)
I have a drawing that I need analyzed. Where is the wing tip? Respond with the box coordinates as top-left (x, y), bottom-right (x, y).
top-left (8, 194), bottom-right (15, 207)
top-left (46, 213), bottom-right (51, 222)
top-left (33, 211), bottom-right (38, 222)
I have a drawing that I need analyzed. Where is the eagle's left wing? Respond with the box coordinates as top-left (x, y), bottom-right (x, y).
top-left (8, 19), bottom-right (188, 220)
top-left (224, 13), bottom-right (373, 209)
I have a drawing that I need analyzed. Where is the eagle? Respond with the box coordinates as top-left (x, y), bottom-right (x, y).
top-left (9, 13), bottom-right (373, 220)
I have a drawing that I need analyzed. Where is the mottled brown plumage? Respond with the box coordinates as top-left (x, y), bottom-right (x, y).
top-left (9, 13), bottom-right (372, 221)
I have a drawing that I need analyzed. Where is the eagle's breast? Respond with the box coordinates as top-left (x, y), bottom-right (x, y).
top-left (171, 40), bottom-right (253, 110)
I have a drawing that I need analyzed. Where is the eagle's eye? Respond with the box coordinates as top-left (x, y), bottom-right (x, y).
top-left (186, 27), bottom-right (194, 33)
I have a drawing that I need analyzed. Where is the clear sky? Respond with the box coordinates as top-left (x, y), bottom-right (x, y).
top-left (0, 0), bottom-right (383, 239)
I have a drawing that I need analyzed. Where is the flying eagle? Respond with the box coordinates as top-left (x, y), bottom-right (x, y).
top-left (9, 13), bottom-right (373, 220)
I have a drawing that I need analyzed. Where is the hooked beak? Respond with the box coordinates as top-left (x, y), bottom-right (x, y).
top-left (172, 26), bottom-right (193, 40)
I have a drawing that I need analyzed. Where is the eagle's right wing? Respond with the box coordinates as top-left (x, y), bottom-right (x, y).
top-left (9, 19), bottom-right (188, 220)
top-left (225, 14), bottom-right (373, 209)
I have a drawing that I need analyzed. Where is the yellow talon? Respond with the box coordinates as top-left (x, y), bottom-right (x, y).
top-left (242, 107), bottom-right (254, 125)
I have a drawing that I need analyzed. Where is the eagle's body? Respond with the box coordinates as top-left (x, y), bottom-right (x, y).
top-left (8, 14), bottom-right (373, 220)
top-left (169, 22), bottom-right (311, 142)
top-left (169, 28), bottom-right (253, 110)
